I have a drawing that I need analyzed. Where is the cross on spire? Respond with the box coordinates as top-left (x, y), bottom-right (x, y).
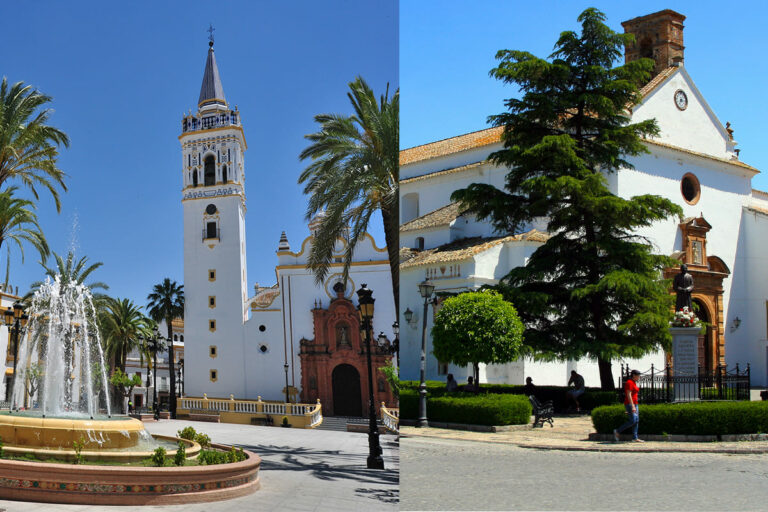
top-left (207, 24), bottom-right (215, 47)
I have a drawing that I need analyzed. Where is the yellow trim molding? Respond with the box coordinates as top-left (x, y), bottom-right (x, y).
top-left (209, 369), bottom-right (218, 382)
top-left (208, 269), bottom-right (216, 282)
top-left (179, 125), bottom-right (248, 150)
top-left (209, 296), bottom-right (216, 308)
top-left (209, 319), bottom-right (216, 332)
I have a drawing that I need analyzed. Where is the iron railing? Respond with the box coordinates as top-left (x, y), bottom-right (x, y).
top-left (618, 363), bottom-right (750, 404)
top-left (182, 113), bottom-right (240, 133)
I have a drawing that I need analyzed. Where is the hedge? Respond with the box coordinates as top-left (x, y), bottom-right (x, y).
top-left (400, 380), bottom-right (618, 411)
top-left (400, 389), bottom-right (532, 426)
top-left (591, 401), bottom-right (768, 435)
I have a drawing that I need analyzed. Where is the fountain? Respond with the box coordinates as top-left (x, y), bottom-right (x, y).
top-left (0, 275), bottom-right (148, 451)
top-left (0, 275), bottom-right (261, 505)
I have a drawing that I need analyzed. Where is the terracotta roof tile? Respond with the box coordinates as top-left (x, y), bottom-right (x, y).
top-left (400, 126), bottom-right (503, 166)
top-left (400, 229), bottom-right (548, 269)
top-left (400, 161), bottom-right (485, 185)
top-left (400, 203), bottom-right (462, 232)
top-left (638, 66), bottom-right (677, 98)
top-left (642, 138), bottom-right (759, 173)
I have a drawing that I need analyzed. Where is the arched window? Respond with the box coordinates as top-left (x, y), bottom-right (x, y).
top-left (192, 170), bottom-right (198, 187)
top-left (222, 165), bottom-right (228, 183)
top-left (180, 335), bottom-right (184, 342)
top-left (173, 334), bottom-right (178, 341)
top-left (204, 155), bottom-right (215, 186)
top-left (639, 37), bottom-right (653, 59)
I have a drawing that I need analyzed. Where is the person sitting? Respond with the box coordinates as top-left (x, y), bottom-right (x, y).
top-left (463, 376), bottom-right (478, 393)
top-left (566, 370), bottom-right (586, 412)
top-left (523, 376), bottom-right (536, 397)
top-left (446, 373), bottom-right (458, 392)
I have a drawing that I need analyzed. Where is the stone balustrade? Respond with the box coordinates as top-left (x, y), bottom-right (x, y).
top-left (177, 395), bottom-right (322, 428)
top-left (381, 402), bottom-right (399, 434)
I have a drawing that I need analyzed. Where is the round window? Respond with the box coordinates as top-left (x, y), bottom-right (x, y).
top-left (205, 204), bottom-right (217, 215)
top-left (680, 173), bottom-right (700, 205)
top-left (259, 325), bottom-right (266, 332)
top-left (259, 344), bottom-right (268, 353)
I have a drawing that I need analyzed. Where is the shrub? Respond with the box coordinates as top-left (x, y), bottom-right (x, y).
top-left (195, 432), bottom-right (211, 448)
top-left (174, 441), bottom-right (186, 466)
top-left (197, 448), bottom-right (245, 465)
top-left (281, 417), bottom-right (291, 428)
top-left (177, 426), bottom-right (197, 441)
top-left (400, 391), bottom-right (531, 426)
top-left (591, 401), bottom-right (768, 435)
top-left (72, 436), bottom-right (86, 465)
top-left (150, 446), bottom-right (167, 467)
top-left (400, 380), bottom-right (619, 411)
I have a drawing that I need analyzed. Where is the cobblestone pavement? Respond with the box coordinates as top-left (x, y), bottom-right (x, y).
top-left (402, 415), bottom-right (768, 453)
top-left (0, 419), bottom-right (399, 512)
top-left (401, 436), bottom-right (768, 511)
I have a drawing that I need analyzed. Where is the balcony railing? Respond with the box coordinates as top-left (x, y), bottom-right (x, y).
top-left (177, 395), bottom-right (323, 428)
top-left (182, 113), bottom-right (240, 134)
top-left (380, 403), bottom-right (399, 434)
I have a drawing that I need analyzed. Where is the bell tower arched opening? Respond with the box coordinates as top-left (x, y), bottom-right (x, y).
top-left (204, 155), bottom-right (215, 186)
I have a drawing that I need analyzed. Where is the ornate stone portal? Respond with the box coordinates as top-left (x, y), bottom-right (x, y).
top-left (299, 285), bottom-right (395, 416)
top-left (664, 216), bottom-right (730, 371)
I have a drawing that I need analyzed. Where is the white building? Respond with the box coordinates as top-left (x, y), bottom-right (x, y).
top-left (180, 41), bottom-right (395, 403)
top-left (399, 10), bottom-right (768, 388)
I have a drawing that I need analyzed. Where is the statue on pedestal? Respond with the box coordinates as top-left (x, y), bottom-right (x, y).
top-left (673, 264), bottom-right (694, 312)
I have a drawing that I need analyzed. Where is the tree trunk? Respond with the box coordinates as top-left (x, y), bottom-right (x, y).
top-left (381, 204), bottom-right (399, 316)
top-left (166, 317), bottom-right (176, 418)
top-left (597, 357), bottom-right (615, 390)
top-left (473, 362), bottom-right (480, 391)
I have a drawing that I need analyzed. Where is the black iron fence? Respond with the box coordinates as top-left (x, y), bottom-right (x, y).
top-left (618, 363), bottom-right (751, 404)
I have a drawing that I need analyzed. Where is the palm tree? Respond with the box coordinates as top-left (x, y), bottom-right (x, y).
top-left (0, 77), bottom-right (69, 212)
top-left (298, 76), bottom-right (399, 312)
top-left (146, 278), bottom-right (183, 418)
top-left (100, 297), bottom-right (149, 373)
top-left (28, 250), bottom-right (108, 300)
top-left (0, 186), bottom-right (49, 264)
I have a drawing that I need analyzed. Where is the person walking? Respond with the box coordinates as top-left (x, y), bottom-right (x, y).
top-left (614, 369), bottom-right (644, 442)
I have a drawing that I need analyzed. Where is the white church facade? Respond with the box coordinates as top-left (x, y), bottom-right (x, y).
top-left (179, 40), bottom-right (396, 411)
top-left (399, 10), bottom-right (768, 389)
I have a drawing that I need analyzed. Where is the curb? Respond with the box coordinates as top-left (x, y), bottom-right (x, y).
top-left (400, 419), bottom-right (532, 433)
top-left (589, 432), bottom-right (768, 442)
top-left (517, 442), bottom-right (768, 454)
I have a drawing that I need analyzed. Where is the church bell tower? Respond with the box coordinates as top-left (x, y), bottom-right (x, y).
top-left (180, 32), bottom-right (249, 398)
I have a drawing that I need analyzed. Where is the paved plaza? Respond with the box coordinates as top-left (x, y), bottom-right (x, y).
top-left (401, 436), bottom-right (768, 511)
top-left (0, 419), bottom-right (399, 512)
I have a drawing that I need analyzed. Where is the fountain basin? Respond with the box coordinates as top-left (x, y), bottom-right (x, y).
top-left (0, 443), bottom-right (261, 505)
top-left (0, 412), bottom-right (146, 450)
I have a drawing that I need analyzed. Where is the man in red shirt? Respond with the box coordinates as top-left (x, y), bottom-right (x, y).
top-left (613, 369), bottom-right (644, 442)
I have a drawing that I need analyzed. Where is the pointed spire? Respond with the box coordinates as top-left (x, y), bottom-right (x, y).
top-left (278, 231), bottom-right (290, 252)
top-left (198, 30), bottom-right (227, 109)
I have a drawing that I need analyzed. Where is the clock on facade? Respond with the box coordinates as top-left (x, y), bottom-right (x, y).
top-left (674, 89), bottom-right (688, 110)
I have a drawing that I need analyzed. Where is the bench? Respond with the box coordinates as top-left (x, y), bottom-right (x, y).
top-left (529, 395), bottom-right (554, 428)
top-left (250, 415), bottom-right (274, 426)
top-left (189, 409), bottom-right (221, 422)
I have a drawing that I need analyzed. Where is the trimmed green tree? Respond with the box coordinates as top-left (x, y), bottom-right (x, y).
top-left (451, 8), bottom-right (683, 389)
top-left (110, 368), bottom-right (142, 414)
top-left (432, 290), bottom-right (524, 386)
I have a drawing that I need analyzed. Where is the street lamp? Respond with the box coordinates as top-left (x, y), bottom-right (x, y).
top-left (178, 357), bottom-right (184, 397)
top-left (417, 279), bottom-right (435, 428)
top-left (3, 301), bottom-right (28, 411)
top-left (392, 321), bottom-right (400, 368)
top-left (356, 283), bottom-right (385, 470)
top-left (148, 326), bottom-right (168, 420)
top-left (283, 363), bottom-right (290, 404)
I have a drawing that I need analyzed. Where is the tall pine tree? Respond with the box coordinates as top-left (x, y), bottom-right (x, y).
top-left (452, 8), bottom-right (683, 389)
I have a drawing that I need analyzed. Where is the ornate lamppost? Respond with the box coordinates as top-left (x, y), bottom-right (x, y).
top-left (392, 321), bottom-right (399, 368)
top-left (147, 327), bottom-right (168, 420)
top-left (283, 363), bottom-right (290, 404)
top-left (417, 279), bottom-right (435, 428)
top-left (356, 283), bottom-right (385, 470)
top-left (3, 301), bottom-right (28, 410)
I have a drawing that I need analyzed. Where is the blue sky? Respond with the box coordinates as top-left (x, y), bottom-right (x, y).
top-left (2, 1), bottom-right (397, 306)
top-left (401, 1), bottom-right (768, 190)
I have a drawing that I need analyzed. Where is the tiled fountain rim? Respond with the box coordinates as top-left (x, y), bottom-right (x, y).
top-left (0, 442), bottom-right (261, 505)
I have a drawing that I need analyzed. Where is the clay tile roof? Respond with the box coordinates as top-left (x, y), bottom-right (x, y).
top-left (400, 126), bottom-right (503, 166)
top-left (400, 203), bottom-right (463, 232)
top-left (400, 161), bottom-right (485, 185)
top-left (399, 247), bottom-right (418, 264)
top-left (638, 66), bottom-right (677, 98)
top-left (400, 229), bottom-right (548, 269)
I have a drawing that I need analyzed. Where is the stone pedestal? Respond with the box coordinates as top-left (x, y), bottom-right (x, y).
top-left (670, 326), bottom-right (701, 401)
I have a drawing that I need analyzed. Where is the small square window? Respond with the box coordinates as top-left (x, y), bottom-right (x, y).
top-left (210, 370), bottom-right (218, 382)
top-left (209, 296), bottom-right (216, 308)
top-left (209, 345), bottom-right (217, 358)
top-left (208, 269), bottom-right (216, 281)
top-left (209, 320), bottom-right (216, 332)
